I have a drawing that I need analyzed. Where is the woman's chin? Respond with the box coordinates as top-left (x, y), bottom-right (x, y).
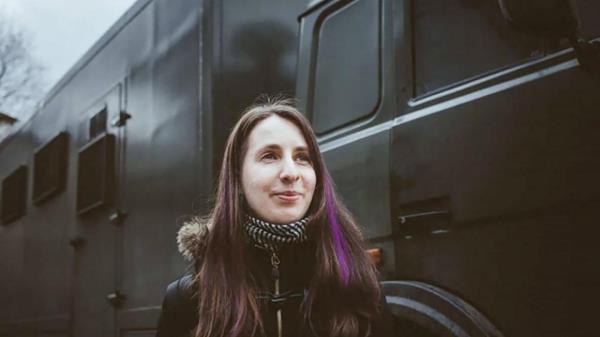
top-left (263, 209), bottom-right (303, 224)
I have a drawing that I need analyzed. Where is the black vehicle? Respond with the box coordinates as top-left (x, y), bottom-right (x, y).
top-left (1, 1), bottom-right (598, 337)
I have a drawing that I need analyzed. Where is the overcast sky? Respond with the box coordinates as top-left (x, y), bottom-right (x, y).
top-left (1, 0), bottom-right (138, 92)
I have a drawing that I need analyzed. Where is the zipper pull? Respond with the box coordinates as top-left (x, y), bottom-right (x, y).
top-left (271, 251), bottom-right (283, 337)
top-left (271, 252), bottom-right (280, 280)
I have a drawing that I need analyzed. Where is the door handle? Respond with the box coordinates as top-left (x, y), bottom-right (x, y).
top-left (398, 210), bottom-right (450, 225)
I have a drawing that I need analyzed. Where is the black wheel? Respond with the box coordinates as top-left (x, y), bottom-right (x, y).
top-left (382, 281), bottom-right (504, 337)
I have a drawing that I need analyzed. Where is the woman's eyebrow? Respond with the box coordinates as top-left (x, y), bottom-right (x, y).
top-left (255, 144), bottom-right (281, 153)
top-left (259, 144), bottom-right (281, 151)
top-left (258, 144), bottom-right (308, 150)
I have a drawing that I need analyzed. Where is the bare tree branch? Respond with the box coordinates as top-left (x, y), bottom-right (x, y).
top-left (0, 13), bottom-right (46, 122)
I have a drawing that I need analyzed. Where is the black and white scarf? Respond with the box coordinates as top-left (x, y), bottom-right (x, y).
top-left (243, 215), bottom-right (310, 253)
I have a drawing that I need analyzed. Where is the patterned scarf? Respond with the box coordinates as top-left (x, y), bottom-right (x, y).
top-left (243, 215), bottom-right (310, 253)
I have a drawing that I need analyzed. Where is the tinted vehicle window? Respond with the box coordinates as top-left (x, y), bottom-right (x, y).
top-left (414, 0), bottom-right (568, 96)
top-left (311, 0), bottom-right (380, 134)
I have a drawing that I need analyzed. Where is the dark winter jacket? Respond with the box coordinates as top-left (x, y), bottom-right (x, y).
top-left (155, 219), bottom-right (394, 337)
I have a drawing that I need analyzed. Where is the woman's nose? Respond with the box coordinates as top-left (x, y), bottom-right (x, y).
top-left (280, 157), bottom-right (300, 182)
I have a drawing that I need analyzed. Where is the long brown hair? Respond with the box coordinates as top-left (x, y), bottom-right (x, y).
top-left (194, 97), bottom-right (381, 337)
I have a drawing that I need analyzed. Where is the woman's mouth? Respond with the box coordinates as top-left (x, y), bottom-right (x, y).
top-left (274, 191), bottom-right (301, 202)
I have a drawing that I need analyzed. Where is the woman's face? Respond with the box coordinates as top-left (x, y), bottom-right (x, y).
top-left (241, 115), bottom-right (316, 224)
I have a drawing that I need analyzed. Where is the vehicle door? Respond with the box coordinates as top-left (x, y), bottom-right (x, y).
top-left (71, 84), bottom-right (127, 337)
top-left (296, 0), bottom-right (398, 275)
top-left (389, 1), bottom-right (600, 336)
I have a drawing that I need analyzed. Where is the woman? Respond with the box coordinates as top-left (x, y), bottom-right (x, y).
top-left (156, 98), bottom-right (393, 337)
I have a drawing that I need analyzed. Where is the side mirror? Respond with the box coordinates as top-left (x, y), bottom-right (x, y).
top-left (499, 0), bottom-right (600, 80)
top-left (498, 0), bottom-right (578, 38)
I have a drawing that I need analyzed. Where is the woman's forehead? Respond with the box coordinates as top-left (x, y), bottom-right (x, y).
top-left (246, 115), bottom-right (308, 150)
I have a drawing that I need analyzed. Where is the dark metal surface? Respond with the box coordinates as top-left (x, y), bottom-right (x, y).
top-left (390, 2), bottom-right (600, 336)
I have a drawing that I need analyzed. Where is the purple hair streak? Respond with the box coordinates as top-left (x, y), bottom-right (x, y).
top-left (231, 298), bottom-right (244, 336)
top-left (323, 173), bottom-right (352, 286)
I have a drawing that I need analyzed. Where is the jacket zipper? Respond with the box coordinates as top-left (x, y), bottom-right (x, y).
top-left (271, 252), bottom-right (282, 337)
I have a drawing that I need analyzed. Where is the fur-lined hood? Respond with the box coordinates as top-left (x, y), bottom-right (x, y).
top-left (176, 217), bottom-right (210, 262)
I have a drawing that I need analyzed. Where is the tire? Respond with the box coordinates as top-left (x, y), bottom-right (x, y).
top-left (382, 281), bottom-right (504, 337)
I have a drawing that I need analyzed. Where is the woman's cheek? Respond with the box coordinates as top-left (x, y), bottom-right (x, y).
top-left (304, 168), bottom-right (317, 191)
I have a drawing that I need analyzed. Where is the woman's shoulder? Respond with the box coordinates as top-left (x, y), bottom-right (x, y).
top-left (156, 275), bottom-right (198, 337)
top-left (164, 274), bottom-right (196, 302)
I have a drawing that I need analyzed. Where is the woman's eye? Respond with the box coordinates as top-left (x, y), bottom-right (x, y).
top-left (296, 154), bottom-right (311, 163)
top-left (261, 153), bottom-right (277, 160)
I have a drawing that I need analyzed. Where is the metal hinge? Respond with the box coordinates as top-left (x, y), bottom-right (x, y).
top-left (110, 111), bottom-right (131, 127)
top-left (109, 209), bottom-right (127, 226)
top-left (69, 236), bottom-right (86, 249)
top-left (106, 290), bottom-right (126, 308)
